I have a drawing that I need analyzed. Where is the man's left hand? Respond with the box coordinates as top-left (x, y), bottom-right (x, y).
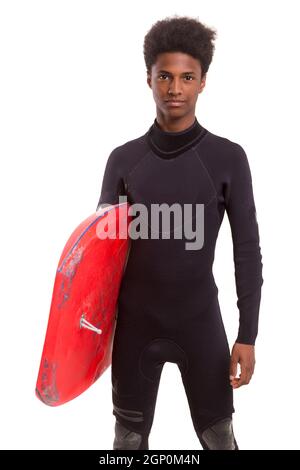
top-left (229, 342), bottom-right (256, 388)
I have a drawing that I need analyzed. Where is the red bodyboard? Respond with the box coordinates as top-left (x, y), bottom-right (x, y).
top-left (36, 202), bottom-right (131, 406)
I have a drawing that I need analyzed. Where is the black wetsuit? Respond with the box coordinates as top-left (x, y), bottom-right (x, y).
top-left (96, 117), bottom-right (263, 449)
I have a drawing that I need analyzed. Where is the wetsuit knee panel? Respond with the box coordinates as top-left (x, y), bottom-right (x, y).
top-left (113, 419), bottom-right (143, 450)
top-left (201, 417), bottom-right (237, 450)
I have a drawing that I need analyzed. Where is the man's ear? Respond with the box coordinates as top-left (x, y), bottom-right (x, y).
top-left (198, 73), bottom-right (206, 94)
top-left (147, 72), bottom-right (152, 89)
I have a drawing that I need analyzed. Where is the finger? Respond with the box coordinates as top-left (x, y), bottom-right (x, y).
top-left (236, 364), bottom-right (253, 387)
top-left (245, 366), bottom-right (254, 383)
top-left (229, 357), bottom-right (238, 379)
top-left (243, 363), bottom-right (255, 383)
top-left (230, 376), bottom-right (240, 387)
top-left (231, 379), bottom-right (240, 389)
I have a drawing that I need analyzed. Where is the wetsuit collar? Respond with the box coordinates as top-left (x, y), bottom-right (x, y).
top-left (146, 116), bottom-right (207, 159)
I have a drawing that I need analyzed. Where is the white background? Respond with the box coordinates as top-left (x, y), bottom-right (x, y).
top-left (1, 0), bottom-right (299, 450)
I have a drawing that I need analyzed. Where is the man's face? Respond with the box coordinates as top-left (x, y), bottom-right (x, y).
top-left (147, 52), bottom-right (206, 118)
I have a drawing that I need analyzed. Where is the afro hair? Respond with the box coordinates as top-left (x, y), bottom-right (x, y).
top-left (143, 15), bottom-right (217, 77)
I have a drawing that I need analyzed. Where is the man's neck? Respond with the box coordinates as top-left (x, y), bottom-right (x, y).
top-left (155, 112), bottom-right (196, 133)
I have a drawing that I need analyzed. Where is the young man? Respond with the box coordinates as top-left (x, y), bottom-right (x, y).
top-left (96, 16), bottom-right (263, 450)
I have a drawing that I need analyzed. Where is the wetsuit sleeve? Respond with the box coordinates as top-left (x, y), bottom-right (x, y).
top-left (224, 144), bottom-right (263, 345)
top-left (96, 148), bottom-right (125, 210)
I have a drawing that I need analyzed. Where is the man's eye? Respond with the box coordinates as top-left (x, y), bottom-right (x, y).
top-left (158, 74), bottom-right (193, 80)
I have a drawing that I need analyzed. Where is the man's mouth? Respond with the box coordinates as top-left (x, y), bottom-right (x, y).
top-left (165, 100), bottom-right (185, 107)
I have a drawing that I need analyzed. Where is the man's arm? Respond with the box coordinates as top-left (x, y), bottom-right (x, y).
top-left (96, 147), bottom-right (125, 211)
top-left (224, 144), bottom-right (263, 387)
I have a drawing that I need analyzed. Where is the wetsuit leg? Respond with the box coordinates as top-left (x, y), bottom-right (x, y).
top-left (110, 309), bottom-right (165, 450)
top-left (175, 295), bottom-right (238, 450)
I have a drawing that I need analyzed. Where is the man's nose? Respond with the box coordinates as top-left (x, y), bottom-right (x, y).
top-left (168, 77), bottom-right (183, 95)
